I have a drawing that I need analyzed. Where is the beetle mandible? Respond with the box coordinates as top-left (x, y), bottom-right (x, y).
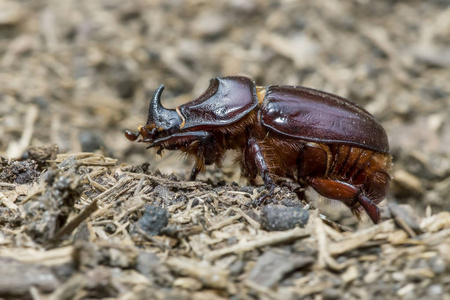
top-left (125, 76), bottom-right (392, 224)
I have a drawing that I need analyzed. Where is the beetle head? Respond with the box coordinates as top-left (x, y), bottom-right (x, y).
top-left (125, 85), bottom-right (182, 143)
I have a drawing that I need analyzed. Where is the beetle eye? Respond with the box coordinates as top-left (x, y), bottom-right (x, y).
top-left (139, 126), bottom-right (157, 140)
top-left (144, 127), bottom-right (155, 135)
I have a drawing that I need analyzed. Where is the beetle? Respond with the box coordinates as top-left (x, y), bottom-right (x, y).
top-left (125, 76), bottom-right (392, 224)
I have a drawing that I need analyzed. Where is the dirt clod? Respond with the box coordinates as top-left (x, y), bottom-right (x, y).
top-left (27, 144), bottom-right (58, 168)
top-left (136, 204), bottom-right (170, 236)
top-left (0, 157), bottom-right (39, 184)
top-left (260, 204), bottom-right (309, 231)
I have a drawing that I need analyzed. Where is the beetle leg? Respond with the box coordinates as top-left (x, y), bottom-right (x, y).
top-left (147, 131), bottom-right (215, 181)
top-left (357, 195), bottom-right (381, 225)
top-left (308, 178), bottom-right (380, 224)
top-left (189, 162), bottom-right (202, 181)
top-left (146, 131), bottom-right (210, 149)
top-left (247, 138), bottom-right (277, 206)
top-left (187, 132), bottom-right (216, 181)
top-left (156, 146), bottom-right (164, 156)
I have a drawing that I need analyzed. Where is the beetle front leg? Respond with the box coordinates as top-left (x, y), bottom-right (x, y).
top-left (189, 164), bottom-right (202, 181)
top-left (147, 131), bottom-right (214, 181)
top-left (246, 138), bottom-right (277, 206)
top-left (187, 132), bottom-right (218, 181)
top-left (145, 131), bottom-right (210, 148)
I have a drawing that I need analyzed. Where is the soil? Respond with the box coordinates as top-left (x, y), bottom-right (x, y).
top-left (0, 1), bottom-right (449, 299)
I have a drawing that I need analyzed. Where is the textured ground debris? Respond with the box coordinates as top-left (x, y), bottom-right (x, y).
top-left (0, 152), bottom-right (449, 299)
top-left (1, 0), bottom-right (450, 299)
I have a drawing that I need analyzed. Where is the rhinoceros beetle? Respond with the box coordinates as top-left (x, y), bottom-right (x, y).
top-left (125, 76), bottom-right (391, 224)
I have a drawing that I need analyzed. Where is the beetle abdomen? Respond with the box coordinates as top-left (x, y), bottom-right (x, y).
top-left (260, 85), bottom-right (389, 153)
top-left (255, 137), bottom-right (391, 209)
top-left (326, 145), bottom-right (390, 180)
top-left (302, 143), bottom-right (391, 205)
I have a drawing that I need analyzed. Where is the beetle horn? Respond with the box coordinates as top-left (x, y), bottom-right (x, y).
top-left (145, 84), bottom-right (181, 130)
top-left (146, 85), bottom-right (166, 125)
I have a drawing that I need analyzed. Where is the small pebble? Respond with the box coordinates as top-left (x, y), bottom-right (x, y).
top-left (429, 256), bottom-right (446, 274)
top-left (392, 272), bottom-right (406, 282)
top-left (104, 223), bottom-right (117, 234)
top-left (427, 284), bottom-right (443, 297)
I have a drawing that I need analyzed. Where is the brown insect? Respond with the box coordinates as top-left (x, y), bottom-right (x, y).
top-left (125, 76), bottom-right (392, 224)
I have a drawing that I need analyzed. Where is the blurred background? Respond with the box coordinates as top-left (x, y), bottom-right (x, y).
top-left (1, 0), bottom-right (449, 215)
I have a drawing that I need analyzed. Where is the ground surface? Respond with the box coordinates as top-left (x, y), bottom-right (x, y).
top-left (0, 0), bottom-right (450, 299)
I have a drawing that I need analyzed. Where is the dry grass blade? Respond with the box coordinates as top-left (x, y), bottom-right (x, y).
top-left (315, 215), bottom-right (355, 271)
top-left (327, 222), bottom-right (393, 256)
top-left (205, 227), bottom-right (310, 261)
top-left (165, 257), bottom-right (230, 290)
top-left (0, 246), bottom-right (73, 265)
top-left (0, 191), bottom-right (19, 211)
top-left (122, 171), bottom-right (208, 188)
top-left (5, 105), bottom-right (39, 159)
top-left (46, 200), bottom-right (99, 248)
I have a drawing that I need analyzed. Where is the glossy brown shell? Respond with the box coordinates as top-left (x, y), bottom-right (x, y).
top-left (260, 85), bottom-right (390, 153)
top-left (178, 76), bottom-right (258, 130)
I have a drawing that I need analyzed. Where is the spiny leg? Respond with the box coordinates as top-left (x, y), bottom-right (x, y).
top-left (146, 131), bottom-right (213, 181)
top-left (189, 158), bottom-right (203, 181)
top-left (246, 138), bottom-right (277, 206)
top-left (189, 132), bottom-right (220, 181)
top-left (308, 177), bottom-right (380, 224)
top-left (357, 194), bottom-right (381, 224)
